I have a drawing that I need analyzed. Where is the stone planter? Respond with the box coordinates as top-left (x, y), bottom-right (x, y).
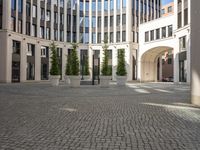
top-left (64, 75), bottom-right (70, 85)
top-left (68, 76), bottom-right (80, 87)
top-left (50, 75), bottom-right (60, 86)
top-left (100, 76), bottom-right (111, 88)
top-left (83, 75), bottom-right (90, 80)
top-left (116, 76), bottom-right (127, 86)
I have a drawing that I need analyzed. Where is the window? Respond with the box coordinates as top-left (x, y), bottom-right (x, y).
top-left (162, 27), bottom-right (166, 38)
top-left (33, 5), bottom-right (37, 18)
top-left (110, 16), bottom-right (113, 27)
top-left (104, 0), bottom-right (108, 11)
top-left (18, 0), bottom-right (23, 13)
top-left (92, 32), bottom-right (96, 43)
top-left (179, 36), bottom-right (186, 51)
top-left (117, 0), bottom-right (120, 10)
top-left (32, 24), bottom-right (37, 37)
top-left (54, 30), bottom-right (58, 41)
top-left (110, 0), bottom-right (114, 10)
top-left (122, 14), bottom-right (126, 25)
top-left (117, 15), bottom-right (120, 26)
top-left (11, 0), bottom-right (16, 11)
top-left (116, 31), bottom-right (120, 42)
top-left (168, 25), bottom-right (173, 37)
top-left (13, 40), bottom-right (21, 54)
top-left (122, 0), bottom-right (126, 8)
top-left (156, 29), bottom-right (160, 40)
top-left (122, 31), bottom-right (126, 42)
top-left (18, 20), bottom-right (22, 34)
top-left (184, 8), bottom-right (188, 26)
top-left (97, 32), bottom-right (101, 43)
top-left (46, 28), bottom-right (50, 40)
top-left (40, 26), bottom-right (44, 38)
top-left (110, 32), bottom-right (113, 43)
top-left (26, 22), bottom-right (30, 35)
top-left (27, 43), bottom-right (35, 56)
top-left (104, 16), bottom-right (108, 27)
top-left (98, 17), bottom-right (101, 28)
top-left (41, 8), bottom-right (45, 20)
top-left (150, 30), bottom-right (154, 41)
top-left (168, 58), bottom-right (172, 64)
top-left (26, 2), bottom-right (31, 16)
top-left (11, 17), bottom-right (16, 31)
top-left (54, 12), bottom-right (58, 23)
top-left (46, 10), bottom-right (51, 21)
top-left (60, 13), bottom-right (64, 24)
top-left (98, 0), bottom-right (101, 11)
top-left (178, 12), bottom-right (182, 28)
top-left (145, 31), bottom-right (149, 42)
top-left (168, 6), bottom-right (172, 13)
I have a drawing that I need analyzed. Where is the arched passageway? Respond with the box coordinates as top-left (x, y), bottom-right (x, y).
top-left (140, 46), bottom-right (174, 82)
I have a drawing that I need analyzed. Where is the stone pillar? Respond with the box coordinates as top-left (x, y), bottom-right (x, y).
top-left (20, 40), bottom-right (27, 82)
top-left (159, 56), bottom-right (163, 81)
top-left (35, 43), bottom-right (41, 81)
top-left (191, 0), bottom-right (200, 106)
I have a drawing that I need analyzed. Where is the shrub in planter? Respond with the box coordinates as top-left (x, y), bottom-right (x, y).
top-left (83, 55), bottom-right (90, 79)
top-left (50, 41), bottom-right (60, 86)
top-left (116, 49), bottom-right (127, 86)
top-left (100, 39), bottom-right (112, 87)
top-left (67, 43), bottom-right (80, 87)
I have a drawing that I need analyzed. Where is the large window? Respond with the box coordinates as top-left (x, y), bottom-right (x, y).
top-left (122, 0), bottom-right (126, 8)
top-left (168, 25), bottom-right (173, 37)
top-left (110, 0), bottom-right (114, 10)
top-left (178, 12), bottom-right (182, 28)
top-left (122, 31), bottom-right (126, 42)
top-left (18, 0), bottom-right (23, 13)
top-left (145, 31), bottom-right (149, 42)
top-left (156, 28), bottom-right (160, 40)
top-left (116, 31), bottom-right (120, 42)
top-left (117, 0), bottom-right (120, 10)
top-left (26, 2), bottom-right (31, 16)
top-left (11, 0), bottom-right (16, 11)
top-left (162, 27), bottom-right (166, 38)
top-left (33, 5), bottom-right (37, 18)
top-left (179, 36), bottom-right (186, 51)
top-left (150, 30), bottom-right (154, 41)
top-left (184, 8), bottom-right (188, 26)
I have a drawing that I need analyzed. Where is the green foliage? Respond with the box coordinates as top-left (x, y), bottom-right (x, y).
top-left (65, 43), bottom-right (80, 75)
top-left (50, 42), bottom-right (60, 75)
top-left (83, 55), bottom-right (90, 75)
top-left (116, 49), bottom-right (127, 76)
top-left (65, 54), bottom-right (71, 75)
top-left (101, 38), bottom-right (112, 76)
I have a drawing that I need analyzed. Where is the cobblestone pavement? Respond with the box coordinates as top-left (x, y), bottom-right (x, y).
top-left (0, 82), bottom-right (199, 150)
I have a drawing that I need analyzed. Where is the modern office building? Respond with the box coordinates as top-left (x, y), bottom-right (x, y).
top-left (138, 0), bottom-right (190, 83)
top-left (0, 0), bottom-right (161, 83)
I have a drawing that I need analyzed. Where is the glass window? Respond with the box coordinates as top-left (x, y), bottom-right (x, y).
top-left (184, 8), bottom-right (188, 26)
top-left (168, 25), bottom-right (173, 37)
top-left (122, 0), bottom-right (126, 8)
top-left (117, 15), bottom-right (120, 26)
top-left (122, 14), bottom-right (126, 25)
top-left (122, 31), bottom-right (126, 42)
top-left (110, 16), bottom-right (113, 27)
top-left (104, 16), bottom-right (108, 27)
top-left (162, 27), bottom-right (166, 38)
top-left (33, 5), bottom-right (37, 18)
top-left (98, 0), bottom-right (101, 11)
top-left (168, 6), bottom-right (172, 13)
top-left (116, 31), bottom-right (120, 42)
top-left (18, 0), bottom-right (23, 13)
top-left (145, 31), bottom-right (149, 42)
top-left (150, 30), bottom-right (154, 41)
top-left (11, 0), bottom-right (16, 10)
top-left (156, 28), bottom-right (160, 40)
top-left (110, 0), bottom-right (114, 10)
top-left (117, 0), bottom-right (120, 10)
top-left (104, 0), bottom-right (108, 11)
top-left (110, 32), bottom-right (113, 43)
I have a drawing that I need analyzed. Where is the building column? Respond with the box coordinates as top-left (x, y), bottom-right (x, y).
top-left (112, 46), bottom-right (117, 81)
top-left (159, 56), bottom-right (163, 81)
top-left (20, 40), bottom-right (27, 82)
top-left (35, 43), bottom-right (41, 81)
top-left (191, 0), bottom-right (200, 106)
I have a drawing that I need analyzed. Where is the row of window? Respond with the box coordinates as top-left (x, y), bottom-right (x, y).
top-left (94, 31), bottom-right (126, 44)
top-left (145, 25), bottom-right (173, 42)
top-left (177, 0), bottom-right (188, 28)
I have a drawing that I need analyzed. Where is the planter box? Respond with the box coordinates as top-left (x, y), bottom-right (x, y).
top-left (50, 75), bottom-right (60, 86)
top-left (100, 76), bottom-right (111, 88)
top-left (116, 76), bottom-right (127, 86)
top-left (68, 76), bottom-right (80, 87)
top-left (64, 75), bottom-right (70, 85)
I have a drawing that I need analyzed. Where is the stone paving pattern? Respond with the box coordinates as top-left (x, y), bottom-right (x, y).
top-left (0, 82), bottom-right (200, 150)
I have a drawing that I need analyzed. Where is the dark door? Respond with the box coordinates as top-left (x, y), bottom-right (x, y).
top-left (12, 62), bottom-right (20, 82)
top-left (92, 50), bottom-right (100, 84)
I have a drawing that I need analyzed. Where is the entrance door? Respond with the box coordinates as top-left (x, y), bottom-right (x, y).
top-left (12, 62), bottom-right (20, 82)
top-left (179, 60), bottom-right (187, 82)
top-left (92, 50), bottom-right (100, 84)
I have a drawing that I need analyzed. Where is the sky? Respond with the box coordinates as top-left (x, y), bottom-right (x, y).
top-left (162, 0), bottom-right (174, 5)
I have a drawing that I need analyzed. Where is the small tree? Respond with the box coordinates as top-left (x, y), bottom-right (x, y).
top-left (116, 49), bottom-right (127, 76)
top-left (83, 55), bottom-right (90, 75)
top-left (50, 42), bottom-right (60, 75)
top-left (101, 38), bottom-right (112, 76)
top-left (70, 43), bottom-right (80, 75)
top-left (65, 54), bottom-right (71, 75)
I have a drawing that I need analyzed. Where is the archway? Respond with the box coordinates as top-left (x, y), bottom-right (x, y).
top-left (140, 46), bottom-right (174, 82)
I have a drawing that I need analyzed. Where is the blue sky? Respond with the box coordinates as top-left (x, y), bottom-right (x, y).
top-left (162, 0), bottom-right (174, 5)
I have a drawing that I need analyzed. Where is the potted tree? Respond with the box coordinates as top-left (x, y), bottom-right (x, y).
top-left (116, 49), bottom-right (127, 86)
top-left (64, 54), bottom-right (71, 84)
top-left (100, 39), bottom-right (112, 87)
top-left (68, 43), bottom-right (80, 87)
top-left (49, 41), bottom-right (60, 86)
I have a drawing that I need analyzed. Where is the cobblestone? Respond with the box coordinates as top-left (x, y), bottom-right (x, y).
top-left (0, 82), bottom-right (199, 150)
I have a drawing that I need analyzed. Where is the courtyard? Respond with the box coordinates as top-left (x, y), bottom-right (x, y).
top-left (0, 82), bottom-right (199, 150)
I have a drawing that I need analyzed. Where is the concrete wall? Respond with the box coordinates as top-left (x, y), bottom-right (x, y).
top-left (191, 1), bottom-right (200, 106)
